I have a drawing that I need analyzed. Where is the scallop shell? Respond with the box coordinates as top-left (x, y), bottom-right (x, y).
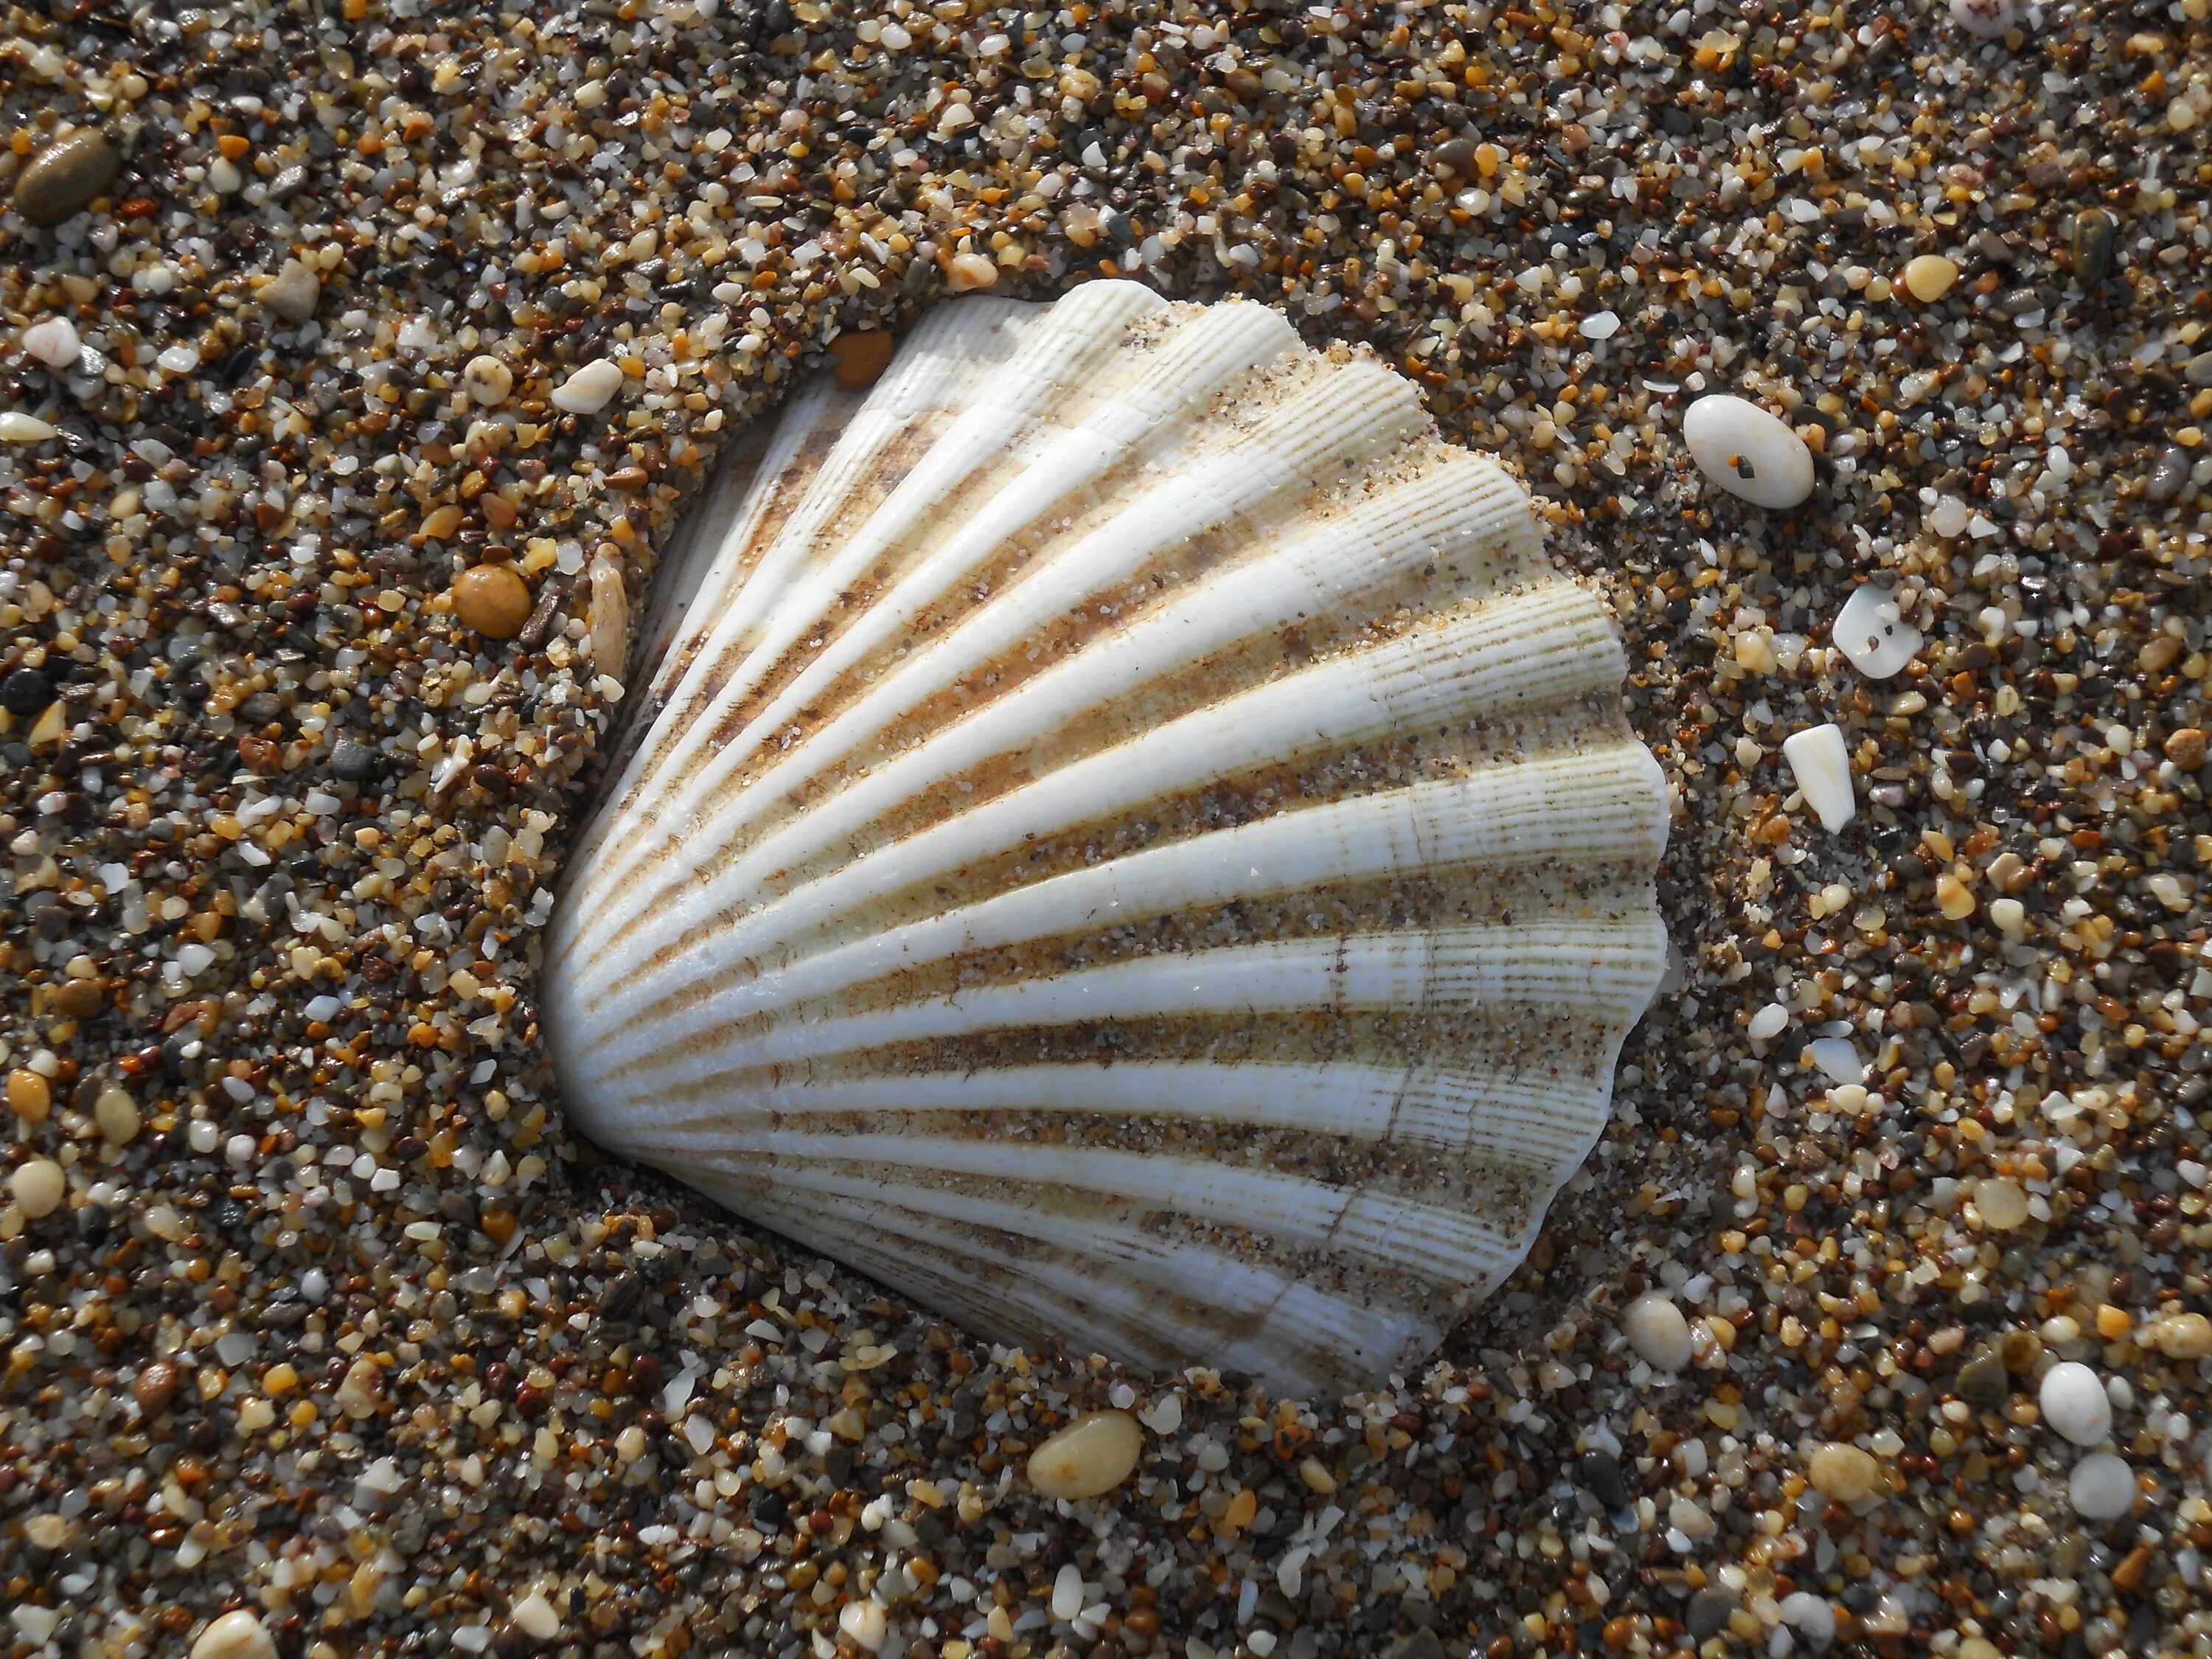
top-left (546, 282), bottom-right (1669, 1396)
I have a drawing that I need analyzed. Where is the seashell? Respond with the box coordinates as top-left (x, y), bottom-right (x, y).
top-left (546, 282), bottom-right (1669, 1396)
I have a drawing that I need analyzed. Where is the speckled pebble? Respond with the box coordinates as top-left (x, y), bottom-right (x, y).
top-left (1683, 394), bottom-right (1815, 509)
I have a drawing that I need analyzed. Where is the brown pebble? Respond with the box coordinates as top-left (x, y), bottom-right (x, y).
top-left (14, 129), bottom-right (119, 225)
top-left (53, 978), bottom-right (106, 1018)
top-left (2165, 727), bottom-right (2207, 771)
top-left (2111, 1543), bottom-right (2156, 1593)
top-left (7, 1067), bottom-right (52, 1124)
top-left (452, 563), bottom-right (534, 640)
top-left (133, 1360), bottom-right (179, 1413)
top-left (830, 330), bottom-right (897, 389)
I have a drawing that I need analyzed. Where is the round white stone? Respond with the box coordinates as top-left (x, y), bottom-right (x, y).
top-left (1832, 585), bottom-right (1924, 681)
top-left (19, 316), bottom-right (80, 370)
top-left (1781, 723), bottom-right (1856, 832)
top-left (2039, 1361), bottom-right (2112, 1446)
top-left (552, 358), bottom-right (625, 414)
top-left (190, 1611), bottom-right (277, 1659)
top-left (2067, 1452), bottom-right (2135, 1520)
top-left (1927, 495), bottom-right (1972, 538)
top-left (511, 1593), bottom-right (561, 1641)
top-left (1623, 1293), bottom-right (1694, 1372)
top-left (1683, 394), bottom-right (1815, 509)
top-left (1778, 1591), bottom-right (1837, 1646)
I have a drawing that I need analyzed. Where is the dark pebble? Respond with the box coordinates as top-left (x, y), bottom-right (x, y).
top-left (1390, 1629), bottom-right (1446, 1659)
top-left (598, 1271), bottom-right (647, 1323)
top-left (13, 129), bottom-right (119, 226)
top-left (1428, 136), bottom-right (1478, 178)
top-left (1, 667), bottom-right (52, 716)
top-left (329, 739), bottom-right (379, 782)
top-left (2146, 447), bottom-right (2191, 504)
top-left (2187, 352), bottom-right (2212, 389)
top-left (2071, 209), bottom-right (2115, 285)
top-left (1686, 1588), bottom-right (1738, 1641)
top-left (1956, 1348), bottom-right (2009, 1410)
top-left (1579, 1449), bottom-right (1630, 1509)
top-left (750, 1488), bottom-right (790, 1529)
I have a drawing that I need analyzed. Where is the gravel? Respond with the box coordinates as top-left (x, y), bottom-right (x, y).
top-left (2, 0), bottom-right (2209, 1656)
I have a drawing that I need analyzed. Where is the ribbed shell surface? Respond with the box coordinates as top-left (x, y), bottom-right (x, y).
top-left (545, 284), bottom-right (1669, 1397)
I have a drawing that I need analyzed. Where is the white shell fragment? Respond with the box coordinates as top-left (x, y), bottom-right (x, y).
top-left (1781, 723), bottom-right (1855, 832)
top-left (1683, 394), bottom-right (1815, 510)
top-left (546, 284), bottom-right (1670, 1396)
top-left (1832, 584), bottom-right (1923, 680)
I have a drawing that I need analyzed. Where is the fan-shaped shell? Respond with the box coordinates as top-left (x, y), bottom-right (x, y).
top-left (546, 283), bottom-right (1669, 1397)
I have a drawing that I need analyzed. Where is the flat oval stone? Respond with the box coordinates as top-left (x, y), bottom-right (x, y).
top-left (1621, 1293), bottom-right (1694, 1372)
top-left (2039, 1361), bottom-right (2112, 1446)
top-left (1683, 394), bottom-right (1814, 509)
top-left (1027, 1409), bottom-right (1143, 1499)
top-left (14, 129), bottom-right (119, 226)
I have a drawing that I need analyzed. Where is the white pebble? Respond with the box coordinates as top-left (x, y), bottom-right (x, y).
top-left (1808, 1037), bottom-right (1865, 1087)
top-left (1781, 724), bottom-right (1856, 832)
top-left (552, 358), bottom-right (625, 414)
top-left (2039, 1362), bottom-right (2112, 1446)
top-left (837, 1601), bottom-right (887, 1653)
top-left (1747, 1003), bottom-right (1790, 1043)
top-left (258, 258), bottom-right (322, 324)
top-left (190, 1611), bottom-right (276, 1659)
top-left (1927, 495), bottom-right (1972, 538)
top-left (510, 1593), bottom-right (561, 1641)
top-left (1579, 310), bottom-right (1620, 341)
top-left (1779, 1591), bottom-right (1836, 1646)
top-left (2067, 1452), bottom-right (2135, 1520)
top-left (0, 411), bottom-right (58, 443)
top-left (1683, 394), bottom-right (1815, 509)
top-left (1052, 1562), bottom-right (1085, 1621)
top-left (1622, 1293), bottom-right (1693, 1372)
top-left (19, 316), bottom-right (80, 369)
top-left (464, 355), bottom-right (515, 406)
top-left (157, 344), bottom-right (201, 373)
top-left (1948, 0), bottom-right (2016, 35)
top-left (1832, 584), bottom-right (1924, 680)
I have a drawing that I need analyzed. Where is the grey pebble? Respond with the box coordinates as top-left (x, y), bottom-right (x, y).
top-left (2071, 209), bottom-right (2115, 285)
top-left (1687, 1588), bottom-right (1739, 1641)
top-left (2187, 352), bottom-right (2212, 389)
top-left (2148, 447), bottom-right (2191, 504)
top-left (259, 257), bottom-right (321, 324)
top-left (1579, 1448), bottom-right (1630, 1509)
top-left (13, 129), bottom-right (119, 225)
top-left (1956, 1348), bottom-right (2009, 1410)
top-left (329, 740), bottom-right (379, 782)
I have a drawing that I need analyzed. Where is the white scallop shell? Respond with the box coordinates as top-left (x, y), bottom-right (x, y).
top-left (546, 282), bottom-right (1670, 1396)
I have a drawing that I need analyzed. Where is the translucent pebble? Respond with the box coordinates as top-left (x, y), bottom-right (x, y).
top-left (0, 411), bottom-right (58, 443)
top-left (2039, 1362), bottom-right (2112, 1446)
top-left (10, 1157), bottom-right (65, 1219)
top-left (1901, 254), bottom-right (1958, 302)
top-left (1832, 584), bottom-right (1923, 680)
top-left (1579, 310), bottom-right (1621, 340)
top-left (1975, 1177), bottom-right (2028, 1231)
top-left (1053, 1563), bottom-right (1085, 1621)
top-left (19, 316), bottom-right (80, 369)
top-left (1027, 1411), bottom-right (1144, 1499)
top-left (1927, 495), bottom-right (1972, 538)
top-left (1747, 1003), bottom-right (1789, 1042)
top-left (2067, 1452), bottom-right (2135, 1520)
top-left (1623, 1293), bottom-right (1693, 1372)
top-left (1807, 1441), bottom-right (1879, 1503)
top-left (836, 1601), bottom-right (887, 1652)
top-left (1781, 723), bottom-right (1855, 832)
top-left (1779, 1591), bottom-right (1836, 1646)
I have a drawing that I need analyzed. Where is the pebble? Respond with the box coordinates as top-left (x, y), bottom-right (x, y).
top-left (1926, 495), bottom-right (1972, 538)
top-left (1685, 1588), bottom-right (1737, 1641)
top-left (552, 358), bottom-right (625, 414)
top-left (2067, 1452), bottom-right (2135, 1520)
top-left (1779, 1592), bottom-right (1837, 1647)
top-left (1428, 136), bottom-right (1480, 178)
top-left (945, 251), bottom-right (1001, 292)
top-left (2147, 446), bottom-right (2191, 504)
top-left (1947, 0), bottom-right (2016, 36)
top-left (1956, 1349), bottom-right (2009, 1410)
top-left (1026, 1410), bottom-right (1144, 1499)
top-left (1807, 1441), bottom-right (1880, 1503)
top-left (0, 411), bottom-right (58, 444)
top-left (10, 1158), bottom-right (66, 1220)
top-left (2166, 728), bottom-right (2208, 771)
top-left (132, 1360), bottom-right (179, 1414)
top-left (1832, 584), bottom-right (1924, 679)
top-left (1621, 1293), bottom-right (1693, 1371)
top-left (1901, 254), bottom-right (1958, 302)
top-left (2071, 209), bottom-right (2115, 285)
top-left (1975, 1177), bottom-right (2028, 1231)
top-left (329, 738), bottom-right (380, 782)
top-left (0, 667), bottom-right (50, 716)
top-left (6, 1066), bottom-right (50, 1122)
top-left (2039, 1362), bottom-right (2112, 1445)
top-left (1781, 724), bottom-right (1856, 832)
top-left (463, 355), bottom-right (515, 406)
top-left (257, 258), bottom-right (321, 324)
top-left (93, 1082), bottom-right (140, 1146)
top-left (510, 1593), bottom-right (560, 1641)
top-left (13, 128), bottom-right (119, 225)
top-left (2144, 1312), bottom-right (2212, 1360)
top-left (836, 1601), bottom-right (888, 1652)
top-left (1682, 394), bottom-right (1815, 509)
top-left (189, 1610), bottom-right (276, 1659)
top-left (18, 316), bottom-right (80, 370)
top-left (829, 330), bottom-right (897, 389)
top-left (586, 556), bottom-right (630, 674)
top-left (452, 565), bottom-right (534, 640)
top-left (1579, 1448), bottom-right (1630, 1508)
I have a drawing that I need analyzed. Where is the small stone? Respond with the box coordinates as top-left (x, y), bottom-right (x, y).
top-left (1, 667), bottom-right (51, 715)
top-left (453, 564), bottom-right (533, 640)
top-left (828, 330), bottom-right (897, 389)
top-left (2067, 1452), bottom-right (2135, 1520)
top-left (1779, 1593), bottom-right (1837, 1648)
top-left (2039, 1361), bottom-right (2113, 1445)
top-left (133, 1360), bottom-right (179, 1413)
top-left (1807, 1441), bottom-right (1879, 1503)
top-left (945, 251), bottom-right (1000, 293)
top-left (2146, 1312), bottom-right (2212, 1360)
top-left (1781, 724), bottom-right (1855, 832)
top-left (13, 129), bottom-right (119, 225)
top-left (552, 358), bottom-right (625, 413)
top-left (189, 1610), bottom-right (277, 1659)
top-left (7, 1068), bottom-right (51, 1123)
top-left (1832, 584), bottom-right (1923, 679)
top-left (2072, 210), bottom-right (2115, 285)
top-left (586, 554), bottom-right (630, 674)
top-left (2148, 446), bottom-right (2192, 504)
top-left (335, 1355), bottom-right (383, 1419)
top-left (1935, 873), bottom-right (1976, 921)
top-left (19, 316), bottom-right (80, 370)
top-left (1579, 1449), bottom-right (1630, 1508)
top-left (54, 976), bottom-right (105, 1018)
top-left (1975, 1177), bottom-right (2028, 1231)
top-left (330, 739), bottom-right (380, 782)
top-left (1955, 1348), bottom-right (2008, 1410)
top-left (93, 1082), bottom-right (140, 1145)
top-left (1428, 136), bottom-right (1480, 178)
top-left (2186, 351), bottom-right (2212, 389)
top-left (0, 411), bottom-right (58, 443)
top-left (511, 1593), bottom-right (560, 1642)
top-left (1391, 1630), bottom-right (1447, 1659)
top-left (258, 258), bottom-right (321, 324)
top-left (2165, 728), bottom-right (2208, 771)
top-left (1947, 0), bottom-right (2015, 34)
top-left (1902, 254), bottom-right (1958, 302)
top-left (1686, 1589), bottom-right (1737, 1641)
top-left (463, 355), bottom-right (514, 406)
top-left (10, 1157), bottom-right (65, 1219)
top-left (1621, 1293), bottom-right (1693, 1372)
top-left (1683, 394), bottom-right (1815, 509)
top-left (1927, 495), bottom-right (1972, 538)
top-left (1027, 1410), bottom-right (1144, 1499)
top-left (837, 1601), bottom-right (888, 1653)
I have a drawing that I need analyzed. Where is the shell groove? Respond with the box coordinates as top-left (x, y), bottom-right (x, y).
top-left (547, 284), bottom-right (1669, 1397)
